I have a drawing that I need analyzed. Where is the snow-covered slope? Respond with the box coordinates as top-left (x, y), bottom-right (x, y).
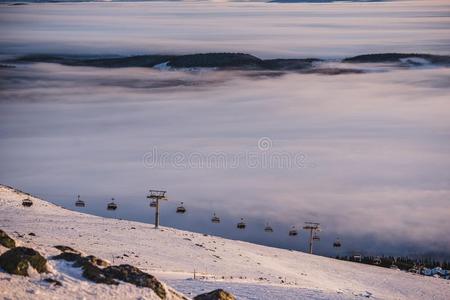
top-left (1, 185), bottom-right (449, 299)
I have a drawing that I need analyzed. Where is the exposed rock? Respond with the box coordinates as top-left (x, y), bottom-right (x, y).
top-left (194, 289), bottom-right (236, 300)
top-left (0, 229), bottom-right (16, 248)
top-left (104, 264), bottom-right (166, 299)
top-left (43, 278), bottom-right (62, 286)
top-left (22, 198), bottom-right (33, 207)
top-left (53, 251), bottom-right (84, 262)
top-left (53, 250), bottom-right (118, 284)
top-left (28, 232), bottom-right (36, 236)
top-left (81, 260), bottom-right (118, 285)
top-left (13, 231), bottom-right (24, 238)
top-left (85, 255), bottom-right (110, 267)
top-left (53, 249), bottom-right (167, 298)
top-left (0, 247), bottom-right (48, 276)
top-left (54, 245), bottom-right (81, 254)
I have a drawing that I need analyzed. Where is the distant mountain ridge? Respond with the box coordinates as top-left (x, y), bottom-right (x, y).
top-left (9, 52), bottom-right (450, 73)
top-left (11, 52), bottom-right (321, 71)
top-left (343, 53), bottom-right (450, 65)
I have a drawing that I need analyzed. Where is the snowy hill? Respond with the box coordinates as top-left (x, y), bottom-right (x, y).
top-left (0, 185), bottom-right (449, 299)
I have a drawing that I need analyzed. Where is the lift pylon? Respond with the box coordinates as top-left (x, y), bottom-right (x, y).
top-left (147, 190), bottom-right (167, 229)
top-left (303, 222), bottom-right (320, 254)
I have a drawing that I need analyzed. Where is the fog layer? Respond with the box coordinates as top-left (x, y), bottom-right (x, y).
top-left (1, 62), bottom-right (449, 256)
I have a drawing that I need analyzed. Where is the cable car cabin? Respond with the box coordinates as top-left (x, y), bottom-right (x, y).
top-left (237, 218), bottom-right (246, 229)
top-left (313, 234), bottom-right (320, 241)
top-left (75, 195), bottom-right (85, 207)
top-left (211, 213), bottom-right (220, 223)
top-left (288, 226), bottom-right (298, 236)
top-left (176, 202), bottom-right (186, 214)
top-left (176, 206), bottom-right (186, 213)
top-left (264, 225), bottom-right (273, 233)
top-left (333, 239), bottom-right (341, 248)
top-left (107, 198), bottom-right (118, 211)
top-left (150, 200), bottom-right (157, 208)
top-left (75, 199), bottom-right (85, 207)
top-left (107, 202), bottom-right (117, 210)
top-left (22, 198), bottom-right (33, 207)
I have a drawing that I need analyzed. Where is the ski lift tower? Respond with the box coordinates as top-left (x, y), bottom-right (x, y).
top-left (147, 190), bottom-right (167, 229)
top-left (303, 222), bottom-right (320, 254)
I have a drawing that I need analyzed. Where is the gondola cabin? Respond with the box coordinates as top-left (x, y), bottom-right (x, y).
top-left (75, 195), bottom-right (85, 207)
top-left (333, 238), bottom-right (341, 248)
top-left (288, 226), bottom-right (298, 236)
top-left (150, 200), bottom-right (157, 208)
top-left (313, 234), bottom-right (320, 241)
top-left (107, 198), bottom-right (118, 211)
top-left (176, 202), bottom-right (186, 214)
top-left (22, 198), bottom-right (33, 207)
top-left (211, 212), bottom-right (220, 223)
top-left (264, 224), bottom-right (273, 233)
top-left (237, 218), bottom-right (246, 229)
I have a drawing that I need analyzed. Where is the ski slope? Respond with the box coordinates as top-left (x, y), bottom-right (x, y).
top-left (1, 185), bottom-right (449, 299)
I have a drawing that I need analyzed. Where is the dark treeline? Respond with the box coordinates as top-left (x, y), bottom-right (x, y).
top-left (337, 255), bottom-right (450, 272)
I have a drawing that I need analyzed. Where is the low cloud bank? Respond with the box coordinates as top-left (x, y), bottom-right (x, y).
top-left (1, 62), bottom-right (449, 256)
